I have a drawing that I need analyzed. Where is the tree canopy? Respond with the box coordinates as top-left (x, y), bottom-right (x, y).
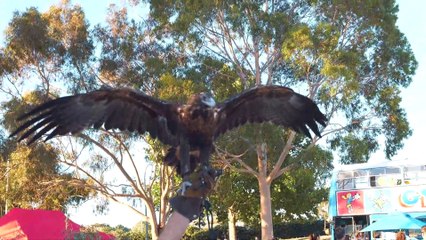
top-left (0, 0), bottom-right (417, 239)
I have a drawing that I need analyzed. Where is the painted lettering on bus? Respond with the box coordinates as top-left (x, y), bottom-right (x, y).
top-left (398, 188), bottom-right (426, 208)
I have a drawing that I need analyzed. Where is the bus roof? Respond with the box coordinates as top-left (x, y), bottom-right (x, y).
top-left (333, 159), bottom-right (423, 172)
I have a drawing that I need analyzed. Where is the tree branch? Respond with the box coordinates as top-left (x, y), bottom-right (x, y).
top-left (214, 147), bottom-right (259, 177)
top-left (267, 131), bottom-right (296, 184)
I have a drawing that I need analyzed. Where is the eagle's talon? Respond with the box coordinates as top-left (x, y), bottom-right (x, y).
top-left (178, 181), bottom-right (192, 195)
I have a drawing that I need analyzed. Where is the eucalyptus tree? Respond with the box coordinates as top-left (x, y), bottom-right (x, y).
top-left (0, 1), bottom-right (416, 239)
top-left (143, 0), bottom-right (416, 238)
top-left (0, 2), bottom-right (181, 239)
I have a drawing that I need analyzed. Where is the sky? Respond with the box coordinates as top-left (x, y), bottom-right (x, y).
top-left (369, 0), bottom-right (426, 163)
top-left (0, 0), bottom-right (147, 228)
top-left (0, 0), bottom-right (425, 228)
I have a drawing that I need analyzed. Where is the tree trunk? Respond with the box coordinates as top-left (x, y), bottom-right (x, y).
top-left (257, 143), bottom-right (274, 240)
top-left (258, 175), bottom-right (273, 239)
top-left (150, 215), bottom-right (159, 240)
top-left (228, 206), bottom-right (237, 240)
top-left (143, 200), bottom-right (159, 240)
top-left (159, 164), bottom-right (171, 228)
top-left (152, 164), bottom-right (175, 239)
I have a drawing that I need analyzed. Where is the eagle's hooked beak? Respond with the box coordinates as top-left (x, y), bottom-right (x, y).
top-left (201, 93), bottom-right (216, 107)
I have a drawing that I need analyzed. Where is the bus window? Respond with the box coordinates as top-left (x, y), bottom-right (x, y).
top-left (333, 216), bottom-right (369, 240)
top-left (368, 167), bottom-right (402, 187)
top-left (338, 171), bottom-right (354, 190)
top-left (404, 165), bottom-right (426, 185)
top-left (385, 167), bottom-right (401, 174)
top-left (354, 170), bottom-right (369, 189)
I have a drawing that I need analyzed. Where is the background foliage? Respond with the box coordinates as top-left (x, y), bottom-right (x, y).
top-left (0, 0), bottom-right (417, 238)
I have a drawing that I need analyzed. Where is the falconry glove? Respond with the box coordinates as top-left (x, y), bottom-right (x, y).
top-left (170, 167), bottom-right (221, 221)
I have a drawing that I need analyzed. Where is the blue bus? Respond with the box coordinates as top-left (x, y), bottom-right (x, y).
top-left (328, 160), bottom-right (426, 239)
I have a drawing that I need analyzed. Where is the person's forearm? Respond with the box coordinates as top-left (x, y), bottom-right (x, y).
top-left (159, 211), bottom-right (190, 240)
top-left (159, 168), bottom-right (219, 239)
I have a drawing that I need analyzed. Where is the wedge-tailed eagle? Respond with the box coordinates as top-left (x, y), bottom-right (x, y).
top-left (10, 85), bottom-right (327, 191)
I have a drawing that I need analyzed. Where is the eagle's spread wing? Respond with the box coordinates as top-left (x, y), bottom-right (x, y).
top-left (214, 86), bottom-right (326, 138)
top-left (10, 88), bottom-right (179, 145)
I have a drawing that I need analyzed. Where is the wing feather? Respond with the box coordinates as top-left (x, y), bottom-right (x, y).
top-left (104, 102), bottom-right (122, 130)
top-left (17, 117), bottom-right (54, 142)
top-left (214, 85), bottom-right (326, 138)
top-left (128, 110), bottom-right (140, 132)
top-left (10, 88), bottom-right (179, 145)
top-left (118, 105), bottom-right (135, 131)
top-left (44, 126), bottom-right (62, 142)
top-left (29, 122), bottom-right (58, 144)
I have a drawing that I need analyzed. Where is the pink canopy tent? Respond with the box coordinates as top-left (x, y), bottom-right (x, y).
top-left (0, 208), bottom-right (114, 240)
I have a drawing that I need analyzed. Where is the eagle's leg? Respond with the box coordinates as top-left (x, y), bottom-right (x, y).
top-left (197, 145), bottom-right (222, 195)
top-left (199, 145), bottom-right (211, 172)
top-left (178, 141), bottom-right (192, 195)
top-left (199, 145), bottom-right (220, 182)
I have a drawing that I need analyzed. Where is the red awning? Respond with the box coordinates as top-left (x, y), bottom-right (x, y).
top-left (0, 208), bottom-right (114, 239)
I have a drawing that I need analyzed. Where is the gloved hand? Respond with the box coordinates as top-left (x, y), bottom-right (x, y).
top-left (183, 167), bottom-right (220, 198)
top-left (169, 167), bottom-right (221, 221)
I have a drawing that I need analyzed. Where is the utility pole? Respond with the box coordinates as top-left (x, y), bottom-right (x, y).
top-left (142, 164), bottom-right (152, 240)
top-left (5, 157), bottom-right (10, 214)
top-left (144, 167), bottom-right (150, 240)
top-left (145, 203), bottom-right (148, 240)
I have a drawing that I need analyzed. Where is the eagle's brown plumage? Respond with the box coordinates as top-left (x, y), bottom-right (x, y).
top-left (10, 85), bottom-right (327, 178)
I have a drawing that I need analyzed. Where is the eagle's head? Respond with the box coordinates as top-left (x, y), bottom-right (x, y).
top-left (189, 92), bottom-right (216, 108)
